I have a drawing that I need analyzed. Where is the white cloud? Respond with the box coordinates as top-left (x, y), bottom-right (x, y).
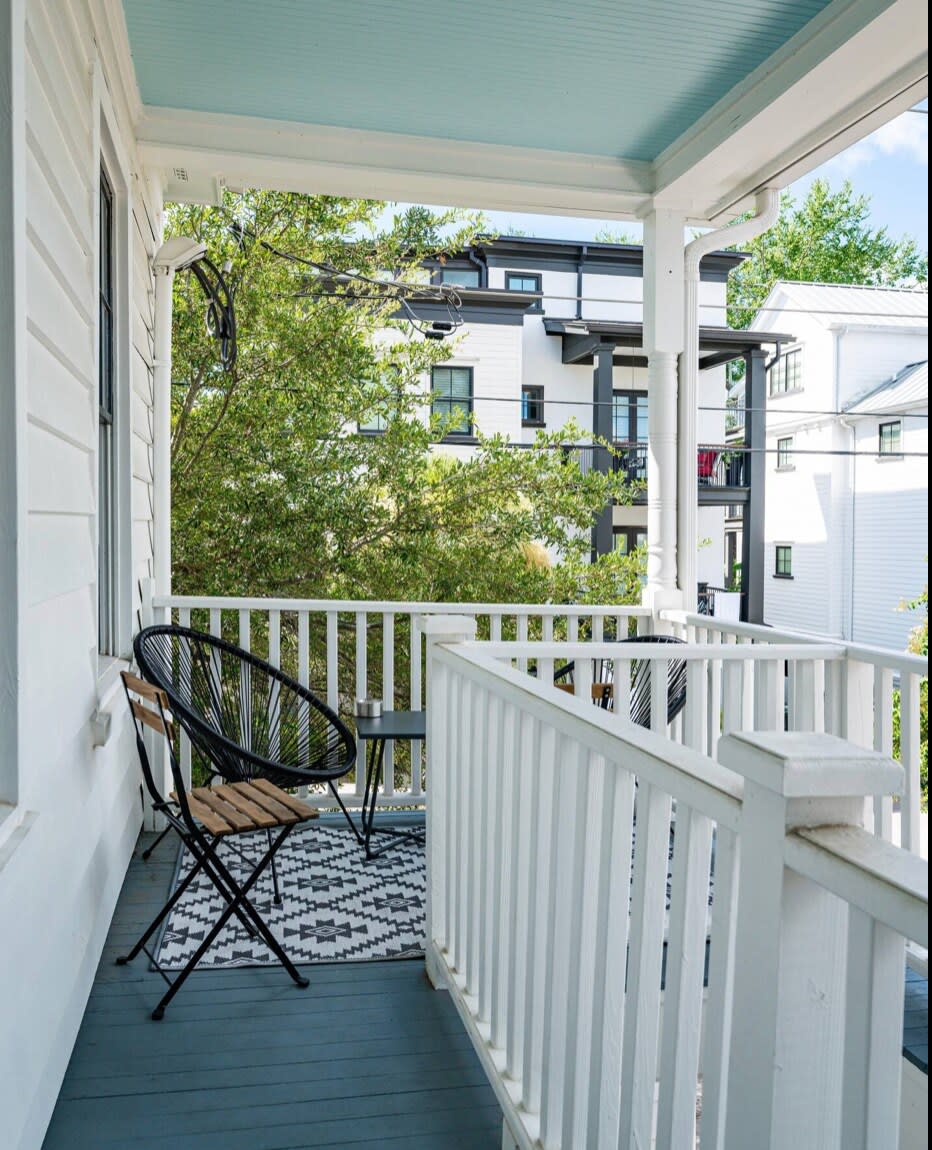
top-left (825, 110), bottom-right (928, 177)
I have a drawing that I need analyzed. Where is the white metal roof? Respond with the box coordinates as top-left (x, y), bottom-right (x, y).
top-left (758, 282), bottom-right (929, 331)
top-left (845, 361), bottom-right (929, 415)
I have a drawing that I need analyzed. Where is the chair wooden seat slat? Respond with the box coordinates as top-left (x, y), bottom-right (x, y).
top-left (211, 784), bottom-right (281, 829)
top-left (249, 778), bottom-right (318, 818)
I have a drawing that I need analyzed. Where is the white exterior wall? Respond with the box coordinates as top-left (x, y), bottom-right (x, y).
top-left (762, 311), bottom-right (929, 650)
top-left (0, 4), bottom-right (158, 1148)
top-left (849, 409), bottom-right (928, 650)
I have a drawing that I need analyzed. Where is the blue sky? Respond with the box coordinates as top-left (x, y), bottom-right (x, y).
top-left (386, 102), bottom-right (928, 251)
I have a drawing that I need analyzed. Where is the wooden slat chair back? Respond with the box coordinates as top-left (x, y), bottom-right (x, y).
top-left (118, 669), bottom-right (319, 1020)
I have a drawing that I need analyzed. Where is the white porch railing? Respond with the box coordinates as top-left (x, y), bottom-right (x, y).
top-left (425, 626), bottom-right (928, 1150)
top-left (660, 611), bottom-right (929, 863)
top-left (149, 593), bottom-right (651, 804)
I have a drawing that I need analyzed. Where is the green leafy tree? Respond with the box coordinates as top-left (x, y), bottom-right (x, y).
top-left (893, 586), bottom-right (929, 810)
top-left (728, 179), bottom-right (928, 331)
top-left (169, 191), bottom-right (634, 608)
top-left (593, 227), bottom-right (637, 245)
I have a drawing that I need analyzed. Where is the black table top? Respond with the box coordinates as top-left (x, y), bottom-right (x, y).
top-left (355, 710), bottom-right (427, 741)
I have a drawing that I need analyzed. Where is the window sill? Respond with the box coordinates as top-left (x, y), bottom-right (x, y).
top-left (770, 388), bottom-right (804, 400)
top-left (775, 465), bottom-right (796, 473)
top-left (773, 574), bottom-right (795, 580)
top-left (0, 805), bottom-right (38, 875)
top-left (522, 421), bottom-right (547, 429)
top-left (876, 454), bottom-right (904, 463)
top-left (439, 435), bottom-right (479, 446)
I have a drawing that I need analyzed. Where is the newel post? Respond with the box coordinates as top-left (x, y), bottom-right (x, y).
top-left (719, 731), bottom-right (903, 1150)
top-left (422, 615), bottom-right (478, 992)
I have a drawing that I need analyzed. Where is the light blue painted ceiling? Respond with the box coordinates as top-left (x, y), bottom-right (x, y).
top-left (122, 0), bottom-right (838, 162)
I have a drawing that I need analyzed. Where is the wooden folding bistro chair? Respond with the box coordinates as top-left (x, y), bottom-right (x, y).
top-left (118, 672), bottom-right (319, 1019)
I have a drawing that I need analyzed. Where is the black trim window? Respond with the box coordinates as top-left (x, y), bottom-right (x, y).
top-left (431, 366), bottom-right (473, 436)
top-left (439, 267), bottom-right (480, 289)
top-left (614, 528), bottom-right (647, 556)
top-left (98, 165), bottom-right (116, 655)
top-left (506, 272), bottom-right (542, 293)
top-left (612, 390), bottom-right (648, 444)
top-left (769, 348), bottom-right (802, 396)
top-left (879, 420), bottom-right (902, 456)
top-left (775, 545), bottom-right (793, 578)
top-left (521, 385), bottom-right (545, 427)
top-left (777, 436), bottom-right (794, 469)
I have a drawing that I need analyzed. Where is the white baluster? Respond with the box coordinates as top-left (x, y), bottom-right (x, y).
top-left (268, 610), bottom-right (281, 760)
top-left (410, 615), bottom-right (423, 798)
top-left (355, 611), bottom-right (367, 796)
top-left (900, 673), bottom-right (922, 854)
top-left (516, 613), bottom-right (529, 674)
top-left (656, 804), bottom-right (714, 1149)
top-left (178, 606), bottom-right (192, 789)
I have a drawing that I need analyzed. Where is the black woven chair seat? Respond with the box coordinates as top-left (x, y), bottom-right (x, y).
top-left (134, 625), bottom-right (356, 790)
top-left (553, 633), bottom-right (687, 729)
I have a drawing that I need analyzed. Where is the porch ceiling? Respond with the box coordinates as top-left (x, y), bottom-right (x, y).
top-left (122, 0), bottom-right (928, 221)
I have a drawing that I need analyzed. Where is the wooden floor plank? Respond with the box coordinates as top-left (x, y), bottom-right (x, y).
top-left (43, 831), bottom-right (500, 1150)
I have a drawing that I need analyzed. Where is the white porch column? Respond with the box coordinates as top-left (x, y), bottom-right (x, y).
top-left (641, 208), bottom-right (686, 611)
top-left (719, 731), bottom-right (904, 1150)
top-left (153, 266), bottom-right (174, 596)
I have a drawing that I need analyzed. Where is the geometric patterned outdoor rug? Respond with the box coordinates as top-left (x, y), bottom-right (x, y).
top-left (154, 823), bottom-right (425, 970)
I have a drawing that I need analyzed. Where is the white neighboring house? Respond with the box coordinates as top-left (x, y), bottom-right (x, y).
top-left (750, 283), bottom-right (928, 650)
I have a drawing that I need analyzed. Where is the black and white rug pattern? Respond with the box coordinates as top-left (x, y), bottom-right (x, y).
top-left (155, 823), bottom-right (426, 970)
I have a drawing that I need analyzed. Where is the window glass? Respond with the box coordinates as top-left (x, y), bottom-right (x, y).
top-left (775, 545), bottom-right (793, 577)
top-left (612, 391), bottom-right (648, 443)
top-left (98, 165), bottom-right (116, 655)
top-left (777, 437), bottom-right (794, 468)
top-left (440, 268), bottom-right (480, 289)
top-left (769, 348), bottom-right (802, 396)
top-left (431, 366), bottom-right (473, 435)
top-left (879, 421), bottom-right (902, 455)
top-left (521, 385), bottom-right (545, 426)
top-left (506, 273), bottom-right (542, 294)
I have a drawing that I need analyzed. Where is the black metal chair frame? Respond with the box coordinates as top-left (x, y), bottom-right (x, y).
top-left (134, 623), bottom-right (364, 842)
top-left (118, 672), bottom-right (312, 1019)
top-left (553, 633), bottom-right (688, 728)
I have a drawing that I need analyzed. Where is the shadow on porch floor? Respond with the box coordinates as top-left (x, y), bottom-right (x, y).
top-left (42, 831), bottom-right (502, 1150)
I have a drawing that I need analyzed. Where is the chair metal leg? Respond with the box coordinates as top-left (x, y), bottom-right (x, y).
top-left (267, 828), bottom-right (282, 905)
top-left (150, 826), bottom-right (307, 1020)
top-left (141, 824), bottom-right (174, 861)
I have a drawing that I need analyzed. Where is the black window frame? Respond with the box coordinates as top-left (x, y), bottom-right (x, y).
top-left (98, 163), bottom-right (116, 656)
top-left (774, 545), bottom-right (794, 579)
top-left (878, 420), bottom-right (903, 457)
top-left (431, 365), bottom-right (475, 439)
top-left (437, 266), bottom-right (481, 290)
top-left (521, 384), bottom-right (545, 428)
top-left (505, 270), bottom-right (543, 311)
top-left (776, 436), bottom-right (794, 470)
top-left (769, 347), bottom-right (803, 397)
top-left (612, 389), bottom-right (649, 444)
top-left (613, 527), bottom-right (648, 556)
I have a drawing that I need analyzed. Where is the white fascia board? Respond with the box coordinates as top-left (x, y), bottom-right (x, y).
top-left (653, 0), bottom-right (928, 221)
top-left (137, 107), bottom-right (654, 219)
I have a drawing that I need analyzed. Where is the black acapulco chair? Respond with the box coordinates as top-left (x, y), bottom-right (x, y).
top-left (553, 633), bottom-right (688, 728)
top-left (119, 670), bottom-right (322, 1019)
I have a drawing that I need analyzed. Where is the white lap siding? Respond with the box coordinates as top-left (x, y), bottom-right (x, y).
top-left (0, 3), bottom-right (158, 1148)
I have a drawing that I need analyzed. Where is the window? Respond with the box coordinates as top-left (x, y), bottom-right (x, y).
top-left (439, 267), bottom-right (480, 289)
top-left (98, 165), bottom-right (116, 655)
top-left (613, 390), bottom-right (649, 444)
top-left (431, 366), bottom-right (474, 436)
top-left (777, 436), bottom-right (794, 469)
top-left (506, 272), bottom-right (542, 294)
top-left (613, 528), bottom-right (647, 556)
top-left (359, 366), bottom-right (401, 433)
top-left (521, 385), bottom-right (545, 427)
top-left (775, 545), bottom-right (793, 579)
top-left (879, 420), bottom-right (902, 456)
top-left (769, 348), bottom-right (802, 396)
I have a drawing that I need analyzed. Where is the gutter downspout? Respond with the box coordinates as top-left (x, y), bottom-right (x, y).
top-left (466, 246), bottom-right (487, 288)
top-left (679, 189), bottom-right (780, 611)
top-left (576, 245), bottom-right (587, 320)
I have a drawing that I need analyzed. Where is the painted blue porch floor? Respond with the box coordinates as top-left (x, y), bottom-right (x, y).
top-left (42, 829), bottom-right (502, 1150)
